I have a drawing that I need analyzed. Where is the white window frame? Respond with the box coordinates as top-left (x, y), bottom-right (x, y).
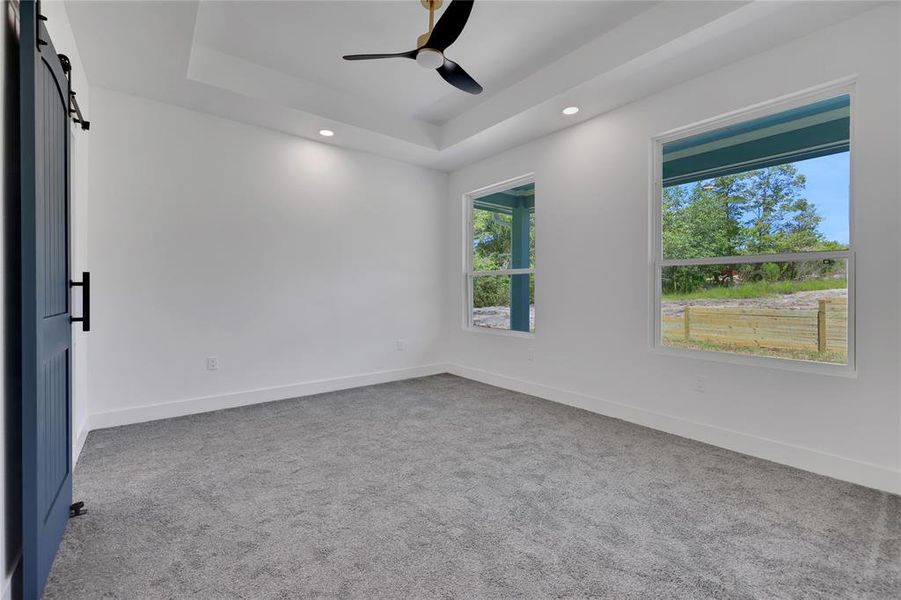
top-left (463, 173), bottom-right (536, 338)
top-left (649, 79), bottom-right (857, 376)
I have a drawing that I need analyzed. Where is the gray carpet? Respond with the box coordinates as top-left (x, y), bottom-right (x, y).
top-left (44, 374), bottom-right (900, 599)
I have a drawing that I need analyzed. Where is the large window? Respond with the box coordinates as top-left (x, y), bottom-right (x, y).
top-left (466, 178), bottom-right (535, 333)
top-left (654, 93), bottom-right (852, 367)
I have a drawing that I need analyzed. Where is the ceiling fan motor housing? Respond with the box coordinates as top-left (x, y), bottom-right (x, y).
top-left (416, 48), bottom-right (444, 69)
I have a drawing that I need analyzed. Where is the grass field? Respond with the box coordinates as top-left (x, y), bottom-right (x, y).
top-left (662, 278), bottom-right (846, 302)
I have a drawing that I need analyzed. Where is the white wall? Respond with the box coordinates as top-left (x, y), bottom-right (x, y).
top-left (443, 6), bottom-right (901, 493)
top-left (85, 88), bottom-right (449, 427)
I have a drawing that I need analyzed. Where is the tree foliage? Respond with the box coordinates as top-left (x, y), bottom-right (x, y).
top-left (662, 164), bottom-right (845, 294)
top-left (472, 209), bottom-right (535, 307)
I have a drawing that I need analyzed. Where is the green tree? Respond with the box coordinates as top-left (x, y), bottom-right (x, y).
top-left (662, 162), bottom-right (840, 294)
top-left (662, 177), bottom-right (741, 293)
top-left (738, 164), bottom-right (822, 255)
top-left (472, 209), bottom-right (512, 271)
top-left (472, 209), bottom-right (512, 306)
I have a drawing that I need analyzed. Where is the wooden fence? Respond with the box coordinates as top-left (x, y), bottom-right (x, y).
top-left (662, 298), bottom-right (847, 353)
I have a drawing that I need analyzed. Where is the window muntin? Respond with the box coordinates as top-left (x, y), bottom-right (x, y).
top-left (656, 94), bottom-right (852, 366)
top-left (467, 180), bottom-right (535, 333)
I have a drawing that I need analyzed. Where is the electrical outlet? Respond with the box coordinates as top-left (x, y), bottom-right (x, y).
top-left (206, 356), bottom-right (219, 371)
top-left (395, 339), bottom-right (406, 351)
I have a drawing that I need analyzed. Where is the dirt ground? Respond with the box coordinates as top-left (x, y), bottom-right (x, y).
top-left (661, 288), bottom-right (848, 317)
top-left (473, 305), bottom-right (535, 330)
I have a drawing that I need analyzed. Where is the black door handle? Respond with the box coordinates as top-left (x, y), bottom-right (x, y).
top-left (70, 271), bottom-right (90, 332)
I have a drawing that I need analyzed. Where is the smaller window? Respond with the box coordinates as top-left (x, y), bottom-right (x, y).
top-left (655, 94), bottom-right (852, 366)
top-left (466, 180), bottom-right (535, 333)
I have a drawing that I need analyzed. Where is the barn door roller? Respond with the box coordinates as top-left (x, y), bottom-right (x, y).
top-left (35, 2), bottom-right (91, 130)
top-left (57, 54), bottom-right (90, 131)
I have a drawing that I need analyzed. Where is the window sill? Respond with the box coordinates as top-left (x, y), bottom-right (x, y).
top-left (464, 326), bottom-right (534, 339)
top-left (650, 343), bottom-right (857, 378)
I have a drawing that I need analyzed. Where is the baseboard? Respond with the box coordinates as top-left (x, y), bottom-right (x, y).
top-left (2, 557), bottom-right (18, 600)
top-left (88, 363), bottom-right (448, 431)
top-left (445, 363), bottom-right (901, 495)
top-left (73, 416), bottom-right (90, 466)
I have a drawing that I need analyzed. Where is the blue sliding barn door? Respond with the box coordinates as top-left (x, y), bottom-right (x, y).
top-left (20, 2), bottom-right (73, 598)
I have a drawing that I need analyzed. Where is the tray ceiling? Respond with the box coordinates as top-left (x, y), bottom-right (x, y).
top-left (65, 1), bottom-right (882, 170)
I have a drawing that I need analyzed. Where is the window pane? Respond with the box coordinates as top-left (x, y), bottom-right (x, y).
top-left (661, 259), bottom-right (848, 364)
top-left (472, 274), bottom-right (534, 333)
top-left (662, 96), bottom-right (850, 260)
top-left (662, 154), bottom-right (849, 259)
top-left (472, 207), bottom-right (512, 270)
top-left (472, 182), bottom-right (534, 271)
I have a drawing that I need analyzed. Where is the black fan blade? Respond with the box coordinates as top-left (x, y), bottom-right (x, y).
top-left (436, 59), bottom-right (482, 94)
top-left (343, 50), bottom-right (416, 61)
top-left (424, 0), bottom-right (474, 51)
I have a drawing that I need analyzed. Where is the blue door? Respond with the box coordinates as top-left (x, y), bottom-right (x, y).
top-left (20, 2), bottom-right (73, 597)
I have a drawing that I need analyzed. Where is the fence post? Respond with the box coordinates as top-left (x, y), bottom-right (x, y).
top-left (817, 299), bottom-right (827, 353)
top-left (683, 306), bottom-right (691, 340)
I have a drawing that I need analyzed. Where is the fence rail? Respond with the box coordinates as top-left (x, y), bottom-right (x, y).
top-left (662, 298), bottom-right (847, 353)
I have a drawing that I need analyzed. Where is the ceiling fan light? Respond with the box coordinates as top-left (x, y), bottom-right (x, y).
top-left (416, 48), bottom-right (445, 70)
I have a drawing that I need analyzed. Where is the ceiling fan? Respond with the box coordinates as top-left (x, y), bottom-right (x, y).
top-left (343, 0), bottom-right (483, 95)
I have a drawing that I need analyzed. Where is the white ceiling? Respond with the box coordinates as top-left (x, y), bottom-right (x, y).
top-left (65, 1), bottom-right (883, 171)
top-left (192, 1), bottom-right (650, 125)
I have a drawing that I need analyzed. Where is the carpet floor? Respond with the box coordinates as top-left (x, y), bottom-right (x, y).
top-left (44, 374), bottom-right (900, 599)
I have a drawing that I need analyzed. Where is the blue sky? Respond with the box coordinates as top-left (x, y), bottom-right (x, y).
top-left (793, 153), bottom-right (849, 245)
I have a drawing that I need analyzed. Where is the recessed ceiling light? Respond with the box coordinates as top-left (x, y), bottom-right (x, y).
top-left (319, 129), bottom-right (335, 137)
top-left (562, 106), bottom-right (580, 116)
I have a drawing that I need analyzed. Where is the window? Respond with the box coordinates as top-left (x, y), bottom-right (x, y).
top-left (654, 93), bottom-right (852, 366)
top-left (466, 178), bottom-right (535, 334)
